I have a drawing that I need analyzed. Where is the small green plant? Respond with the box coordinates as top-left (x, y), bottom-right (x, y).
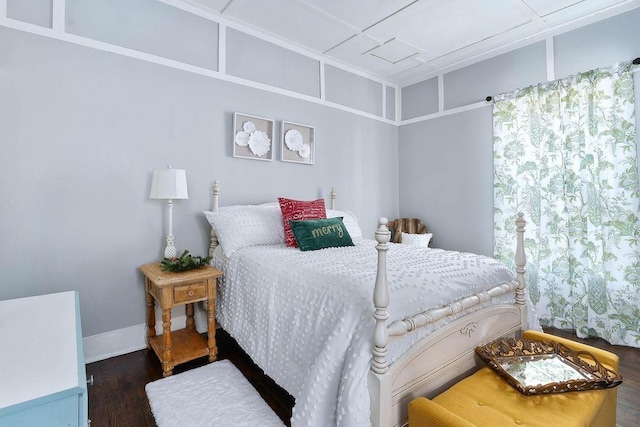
top-left (160, 250), bottom-right (213, 272)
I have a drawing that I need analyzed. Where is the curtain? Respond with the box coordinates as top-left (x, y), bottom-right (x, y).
top-left (493, 61), bottom-right (640, 347)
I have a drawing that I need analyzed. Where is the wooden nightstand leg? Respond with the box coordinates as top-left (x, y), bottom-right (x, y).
top-left (162, 308), bottom-right (173, 376)
top-left (207, 297), bottom-right (217, 362)
top-left (185, 303), bottom-right (195, 331)
top-left (145, 279), bottom-right (156, 349)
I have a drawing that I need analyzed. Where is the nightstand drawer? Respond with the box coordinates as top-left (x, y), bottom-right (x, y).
top-left (174, 282), bottom-right (207, 303)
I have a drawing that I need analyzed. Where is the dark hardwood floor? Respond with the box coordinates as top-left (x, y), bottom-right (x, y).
top-left (87, 328), bottom-right (294, 426)
top-left (86, 327), bottom-right (640, 426)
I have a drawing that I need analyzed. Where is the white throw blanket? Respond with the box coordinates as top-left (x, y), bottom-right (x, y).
top-left (214, 239), bottom-right (528, 426)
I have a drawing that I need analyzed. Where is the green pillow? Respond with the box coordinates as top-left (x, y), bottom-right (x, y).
top-left (289, 217), bottom-right (354, 251)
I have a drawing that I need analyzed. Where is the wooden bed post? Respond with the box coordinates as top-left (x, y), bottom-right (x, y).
top-left (369, 217), bottom-right (392, 427)
top-left (372, 218), bottom-right (391, 373)
top-left (515, 212), bottom-right (527, 327)
top-left (211, 180), bottom-right (219, 212)
top-left (209, 181), bottom-right (220, 257)
top-left (330, 187), bottom-right (336, 210)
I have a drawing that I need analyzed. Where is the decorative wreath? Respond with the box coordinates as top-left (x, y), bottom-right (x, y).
top-left (160, 250), bottom-right (212, 272)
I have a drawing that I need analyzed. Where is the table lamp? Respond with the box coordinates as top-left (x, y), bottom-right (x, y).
top-left (149, 166), bottom-right (189, 258)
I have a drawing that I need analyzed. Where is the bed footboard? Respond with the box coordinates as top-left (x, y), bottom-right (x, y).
top-left (369, 214), bottom-right (528, 427)
top-left (369, 305), bottom-right (522, 426)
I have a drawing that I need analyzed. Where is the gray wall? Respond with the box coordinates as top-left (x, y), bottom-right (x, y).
top-left (226, 28), bottom-right (320, 97)
top-left (399, 107), bottom-right (494, 255)
top-left (401, 77), bottom-right (438, 120)
top-left (443, 41), bottom-right (547, 109)
top-left (399, 7), bottom-right (640, 256)
top-left (554, 9), bottom-right (640, 79)
top-left (0, 26), bottom-right (398, 337)
top-left (325, 65), bottom-right (383, 116)
top-left (66, 0), bottom-right (220, 71)
top-left (8, 0), bottom-right (52, 28)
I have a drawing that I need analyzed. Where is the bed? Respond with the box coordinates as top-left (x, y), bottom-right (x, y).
top-left (204, 181), bottom-right (534, 427)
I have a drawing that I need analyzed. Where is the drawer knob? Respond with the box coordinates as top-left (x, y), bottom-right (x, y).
top-left (187, 289), bottom-right (195, 297)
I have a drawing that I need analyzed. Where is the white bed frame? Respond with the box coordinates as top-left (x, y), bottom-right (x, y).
top-left (208, 181), bottom-right (528, 427)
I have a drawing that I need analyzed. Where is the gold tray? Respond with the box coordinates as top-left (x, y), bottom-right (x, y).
top-left (475, 337), bottom-right (622, 395)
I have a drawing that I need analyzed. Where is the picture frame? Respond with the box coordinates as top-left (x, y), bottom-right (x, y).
top-left (233, 113), bottom-right (274, 161)
top-left (281, 121), bottom-right (315, 165)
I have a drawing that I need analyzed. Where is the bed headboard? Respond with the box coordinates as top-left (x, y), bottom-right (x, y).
top-left (208, 181), bottom-right (337, 256)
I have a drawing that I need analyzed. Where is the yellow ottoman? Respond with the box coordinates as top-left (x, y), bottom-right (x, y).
top-left (408, 331), bottom-right (619, 427)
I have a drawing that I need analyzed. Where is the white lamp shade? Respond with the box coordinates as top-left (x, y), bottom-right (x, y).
top-left (149, 168), bottom-right (189, 200)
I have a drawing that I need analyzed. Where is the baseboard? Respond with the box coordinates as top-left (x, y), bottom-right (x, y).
top-left (83, 309), bottom-right (208, 364)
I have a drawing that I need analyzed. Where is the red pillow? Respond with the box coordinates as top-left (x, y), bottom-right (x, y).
top-left (278, 197), bottom-right (327, 247)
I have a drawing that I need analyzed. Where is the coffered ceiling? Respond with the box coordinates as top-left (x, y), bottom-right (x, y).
top-left (182, 0), bottom-right (640, 85)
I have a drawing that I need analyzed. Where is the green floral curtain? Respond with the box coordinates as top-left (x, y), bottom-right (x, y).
top-left (493, 62), bottom-right (640, 347)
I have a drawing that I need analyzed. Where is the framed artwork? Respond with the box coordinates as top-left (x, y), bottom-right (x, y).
top-left (281, 121), bottom-right (315, 165)
top-left (233, 113), bottom-right (274, 161)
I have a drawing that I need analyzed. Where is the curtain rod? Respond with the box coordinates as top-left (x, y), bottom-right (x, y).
top-left (485, 57), bottom-right (640, 102)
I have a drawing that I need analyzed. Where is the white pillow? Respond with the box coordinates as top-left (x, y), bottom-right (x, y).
top-left (326, 209), bottom-right (363, 240)
top-left (401, 232), bottom-right (433, 247)
top-left (203, 205), bottom-right (284, 256)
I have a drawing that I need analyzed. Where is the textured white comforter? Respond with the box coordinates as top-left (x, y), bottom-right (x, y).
top-left (213, 239), bottom-right (520, 426)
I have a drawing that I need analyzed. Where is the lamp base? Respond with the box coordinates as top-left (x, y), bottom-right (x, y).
top-left (164, 235), bottom-right (177, 258)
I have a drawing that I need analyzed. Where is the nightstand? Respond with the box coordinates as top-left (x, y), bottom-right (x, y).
top-left (140, 263), bottom-right (223, 377)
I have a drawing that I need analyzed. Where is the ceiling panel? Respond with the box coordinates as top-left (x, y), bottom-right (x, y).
top-left (386, 61), bottom-right (437, 83)
top-left (224, 0), bottom-right (356, 52)
top-left (186, 0), bottom-right (232, 13)
top-left (367, 39), bottom-right (419, 64)
top-left (522, 0), bottom-right (581, 17)
top-left (325, 34), bottom-right (380, 61)
top-left (365, 0), bottom-right (532, 60)
top-left (301, 0), bottom-right (415, 30)
top-left (366, 56), bottom-right (428, 78)
top-left (327, 37), bottom-right (425, 77)
top-left (541, 0), bottom-right (631, 25)
top-left (427, 21), bottom-right (543, 69)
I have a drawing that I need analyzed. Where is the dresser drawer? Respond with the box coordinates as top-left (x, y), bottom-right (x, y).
top-left (173, 282), bottom-right (207, 303)
top-left (0, 394), bottom-right (79, 427)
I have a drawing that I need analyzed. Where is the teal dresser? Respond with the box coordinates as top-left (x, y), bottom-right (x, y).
top-left (0, 291), bottom-right (88, 426)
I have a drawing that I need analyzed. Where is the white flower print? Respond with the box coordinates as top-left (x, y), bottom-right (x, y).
top-left (234, 130), bottom-right (249, 147)
top-left (284, 129), bottom-right (304, 152)
top-left (243, 121), bottom-right (256, 134)
top-left (298, 143), bottom-right (311, 159)
top-left (248, 130), bottom-right (271, 156)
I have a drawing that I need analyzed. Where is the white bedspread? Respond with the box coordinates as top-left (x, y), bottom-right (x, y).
top-left (213, 239), bottom-right (522, 426)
